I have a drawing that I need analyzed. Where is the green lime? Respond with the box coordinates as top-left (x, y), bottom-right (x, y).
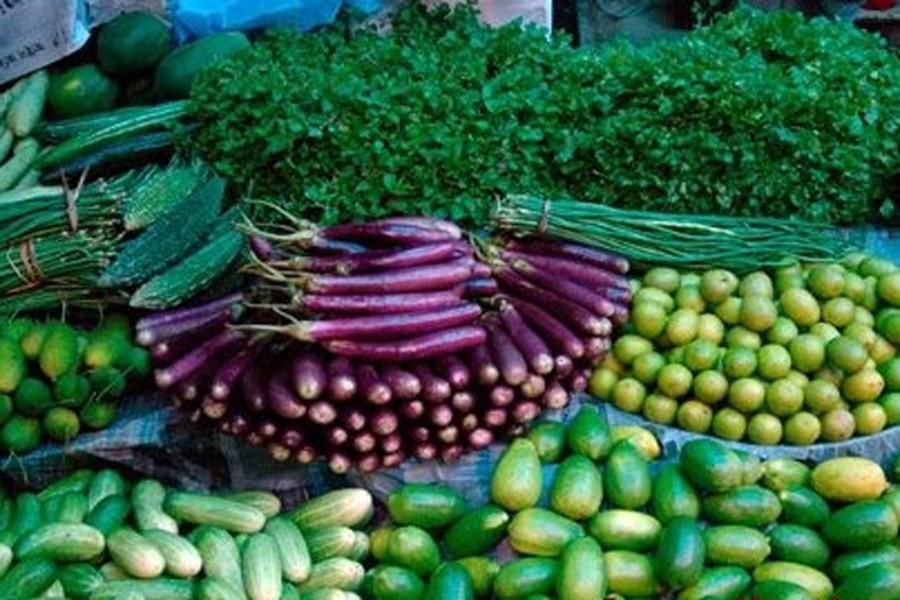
top-left (842, 252), bottom-right (869, 270)
top-left (878, 358), bottom-right (900, 392)
top-left (643, 393), bottom-right (678, 425)
top-left (826, 336), bottom-right (869, 374)
top-left (859, 256), bottom-right (897, 278)
top-left (14, 378), bottom-right (54, 417)
top-left (819, 408), bottom-right (856, 442)
top-left (676, 400), bottom-right (713, 433)
top-left (632, 352), bottom-right (667, 385)
top-left (757, 345), bottom-right (792, 381)
top-left (747, 413), bottom-right (783, 445)
top-left (863, 276), bottom-right (880, 311)
top-left (0, 394), bottom-right (12, 425)
top-left (80, 402), bottom-right (117, 430)
top-left (714, 297), bottom-right (743, 326)
top-left (852, 402), bottom-right (887, 436)
top-left (739, 272), bottom-right (775, 298)
top-left (780, 288), bottom-right (822, 328)
top-left (711, 407), bottom-right (748, 441)
top-left (728, 378), bottom-right (767, 414)
top-left (807, 264), bottom-right (845, 300)
top-left (723, 347), bottom-right (758, 379)
top-left (631, 302), bottom-right (668, 339)
top-left (666, 347), bottom-right (685, 365)
top-left (634, 288), bottom-right (676, 313)
top-left (810, 323), bottom-right (841, 343)
top-left (676, 285), bottom-right (706, 313)
top-left (870, 335), bottom-right (897, 365)
top-left (813, 366), bottom-right (843, 386)
top-left (656, 363), bottom-right (693, 398)
top-left (726, 326), bottom-right (762, 350)
top-left (0, 415), bottom-right (43, 454)
top-left (741, 295), bottom-right (778, 333)
top-left (877, 312), bottom-right (900, 345)
top-left (843, 322), bottom-right (877, 350)
top-left (878, 271), bottom-right (900, 307)
top-left (767, 317), bottom-right (799, 346)
top-left (600, 354), bottom-right (626, 375)
top-left (665, 309), bottom-right (700, 347)
top-left (843, 272), bottom-right (868, 304)
top-left (841, 369), bottom-right (885, 403)
top-left (682, 273), bottom-right (702, 287)
top-left (683, 339), bottom-right (721, 372)
top-left (765, 379), bottom-right (804, 417)
top-left (783, 411), bottom-right (821, 446)
top-left (853, 306), bottom-right (876, 328)
top-left (643, 267), bottom-right (681, 293)
top-left (700, 269), bottom-right (739, 303)
top-left (785, 370), bottom-right (810, 389)
top-left (612, 378), bottom-right (647, 413)
top-left (53, 372), bottom-right (91, 408)
top-left (613, 335), bottom-right (654, 366)
top-left (880, 392), bottom-right (900, 425)
top-left (589, 368), bottom-right (619, 400)
top-left (821, 297), bottom-right (856, 328)
top-left (693, 370), bottom-right (729, 404)
top-left (43, 407), bottom-right (81, 443)
top-left (788, 334), bottom-right (826, 374)
top-left (775, 271), bottom-right (805, 295)
top-left (697, 314), bottom-right (726, 345)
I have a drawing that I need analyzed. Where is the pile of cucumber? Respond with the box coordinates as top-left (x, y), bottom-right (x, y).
top-left (0, 315), bottom-right (149, 454)
top-left (0, 69), bottom-right (46, 192)
top-left (0, 468), bottom-right (373, 600)
top-left (367, 405), bottom-right (900, 600)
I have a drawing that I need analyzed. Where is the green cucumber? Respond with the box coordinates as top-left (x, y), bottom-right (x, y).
top-left (306, 527), bottom-right (357, 562)
top-left (89, 579), bottom-right (195, 600)
top-left (108, 528), bottom-right (167, 579)
top-left (444, 505), bottom-right (509, 558)
top-left (15, 522), bottom-right (105, 562)
top-left (197, 576), bottom-right (246, 600)
top-left (243, 532), bottom-right (283, 600)
top-left (133, 479), bottom-right (179, 534)
top-left (291, 489), bottom-right (373, 531)
top-left (296, 558), bottom-right (365, 593)
top-left (164, 491), bottom-right (266, 533)
top-left (143, 529), bottom-right (203, 579)
top-left (192, 526), bottom-right (244, 594)
top-left (749, 580), bottom-right (812, 600)
top-left (264, 516), bottom-right (311, 584)
top-left (752, 562), bottom-right (833, 600)
top-left (84, 493), bottom-right (131, 536)
top-left (227, 491), bottom-right (281, 519)
top-left (387, 484), bottom-right (466, 530)
top-left (833, 563), bottom-right (900, 600)
top-left (87, 469), bottom-right (127, 511)
top-left (0, 558), bottom-right (56, 600)
top-left (830, 544), bottom-right (900, 581)
top-left (58, 563), bottom-right (104, 600)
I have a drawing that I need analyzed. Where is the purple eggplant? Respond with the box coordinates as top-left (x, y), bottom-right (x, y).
top-left (542, 381), bottom-right (570, 410)
top-left (401, 400), bottom-right (426, 420)
top-left (289, 352), bottom-right (327, 400)
top-left (553, 355), bottom-right (574, 378)
top-left (440, 445), bottom-right (464, 463)
top-left (412, 364), bottom-right (452, 404)
top-left (357, 454), bottom-right (382, 473)
top-left (483, 318), bottom-right (528, 387)
top-left (512, 401), bottom-right (541, 424)
top-left (498, 300), bottom-right (554, 375)
top-left (240, 362), bottom-right (268, 412)
top-left (371, 409), bottom-right (399, 436)
top-left (268, 443), bottom-right (292, 462)
top-left (285, 241), bottom-right (459, 274)
top-left (460, 414), bottom-right (479, 432)
top-left (463, 277), bottom-right (499, 299)
top-left (381, 364), bottom-right (422, 400)
top-left (353, 432), bottom-right (377, 454)
top-left (468, 428), bottom-right (494, 449)
top-left (327, 426), bottom-right (349, 447)
top-left (299, 290), bottom-right (464, 316)
top-left (355, 363), bottom-right (392, 405)
top-left (507, 296), bottom-right (585, 359)
top-left (300, 260), bottom-right (473, 295)
top-left (508, 258), bottom-right (617, 318)
top-left (380, 433), bottom-right (403, 454)
top-left (490, 385), bottom-right (515, 408)
top-left (154, 329), bottom-right (246, 389)
top-left (468, 345), bottom-right (500, 386)
top-left (319, 219), bottom-right (461, 245)
top-left (296, 446), bottom-right (318, 464)
top-left (342, 408), bottom-right (367, 432)
top-left (201, 396), bottom-right (228, 420)
top-left (520, 374), bottom-right (547, 399)
top-left (136, 293), bottom-right (242, 339)
top-left (266, 371), bottom-right (307, 419)
top-left (505, 238), bottom-right (629, 275)
top-left (430, 404), bottom-right (454, 428)
top-left (309, 400), bottom-right (338, 425)
top-left (211, 348), bottom-right (257, 400)
top-left (382, 452), bottom-right (405, 468)
top-left (483, 408), bottom-right (508, 429)
top-left (415, 443), bottom-right (438, 462)
top-left (281, 428), bottom-right (304, 449)
top-left (501, 247), bottom-right (630, 288)
top-left (451, 391), bottom-right (475, 414)
top-left (325, 325), bottom-right (487, 362)
top-left (328, 452), bottom-right (353, 474)
top-left (327, 357), bottom-right (357, 402)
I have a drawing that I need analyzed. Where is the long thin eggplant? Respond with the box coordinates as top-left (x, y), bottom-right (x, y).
top-left (281, 428), bottom-right (304, 449)
top-left (490, 385), bottom-right (515, 408)
top-left (257, 419), bottom-right (278, 439)
top-left (297, 446), bottom-right (318, 464)
top-left (154, 329), bottom-right (246, 389)
top-left (438, 356), bottom-right (471, 390)
top-left (463, 277), bottom-right (499, 299)
top-left (410, 426), bottom-right (430, 443)
top-left (201, 395), bottom-right (228, 420)
top-left (430, 404), bottom-right (454, 428)
top-left (357, 454), bottom-right (382, 473)
top-left (483, 408), bottom-right (508, 429)
top-left (542, 381), bottom-right (570, 410)
top-left (150, 320), bottom-right (228, 364)
top-left (441, 445), bottom-right (464, 463)
top-left (319, 220), bottom-right (460, 245)
top-left (460, 414), bottom-right (479, 432)
top-left (501, 247), bottom-right (630, 289)
top-left (283, 242), bottom-right (459, 274)
top-left (355, 363), bottom-right (392, 405)
top-left (505, 238), bottom-right (629, 275)
top-left (211, 348), bottom-right (257, 400)
top-left (266, 371), bottom-right (307, 419)
top-left (507, 296), bottom-right (585, 359)
top-left (512, 401), bottom-right (541, 424)
top-left (291, 352), bottom-right (327, 400)
top-left (483, 319), bottom-right (528, 387)
top-left (309, 400), bottom-right (338, 425)
top-left (353, 432), bottom-right (377, 454)
top-left (401, 400), bottom-right (425, 420)
top-left (553, 355), bottom-right (574, 378)
top-left (585, 336), bottom-right (611, 362)
top-left (269, 443), bottom-right (292, 462)
top-left (299, 290), bottom-right (464, 316)
top-left (468, 345), bottom-right (500, 387)
top-left (136, 293), bottom-right (242, 335)
top-left (371, 216), bottom-right (463, 239)
top-left (327, 426), bottom-right (349, 447)
top-left (382, 452), bottom-right (405, 468)
top-left (509, 258), bottom-right (617, 318)
top-left (328, 453), bottom-right (353, 474)
top-left (494, 267), bottom-right (607, 337)
top-left (240, 362), bottom-right (268, 412)
top-left (498, 300), bottom-right (554, 375)
top-left (138, 307), bottom-right (234, 348)
top-left (327, 357), bottom-right (357, 402)
top-left (415, 444), bottom-right (438, 462)
top-left (371, 410), bottom-right (399, 436)
top-left (412, 364), bottom-right (452, 404)
top-left (567, 370), bottom-right (589, 394)
top-left (300, 260), bottom-right (474, 295)
top-left (228, 413), bottom-right (253, 437)
top-left (437, 426), bottom-right (459, 444)
top-left (468, 428), bottom-right (493, 449)
top-left (342, 408), bottom-right (367, 432)
top-left (324, 325), bottom-right (486, 362)
top-left (450, 391), bottom-right (474, 414)
top-left (380, 364), bottom-right (422, 400)
top-left (520, 373), bottom-right (547, 399)
top-left (380, 433), bottom-right (402, 454)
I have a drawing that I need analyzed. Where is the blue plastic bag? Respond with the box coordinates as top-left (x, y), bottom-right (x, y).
top-left (174, 0), bottom-right (348, 41)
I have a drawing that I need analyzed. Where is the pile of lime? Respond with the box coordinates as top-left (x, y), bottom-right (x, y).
top-left (0, 314), bottom-right (150, 455)
top-left (590, 254), bottom-right (900, 445)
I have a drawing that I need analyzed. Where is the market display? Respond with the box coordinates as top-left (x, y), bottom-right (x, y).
top-left (136, 218), bottom-right (630, 472)
top-left (1, 2), bottom-right (899, 599)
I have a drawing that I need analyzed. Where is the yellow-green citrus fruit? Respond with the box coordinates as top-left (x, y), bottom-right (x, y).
top-left (656, 364), bottom-right (693, 398)
top-left (880, 392), bottom-right (900, 425)
top-left (757, 345), bottom-right (792, 381)
top-left (826, 336), bottom-right (869, 374)
top-left (804, 380), bottom-right (842, 414)
top-left (692, 370), bottom-right (729, 405)
top-left (589, 368), bottom-right (619, 400)
top-left (722, 347), bottom-right (758, 379)
top-left (613, 335), bottom-right (655, 366)
top-left (715, 297), bottom-right (743, 326)
top-left (697, 314), bottom-right (726, 345)
top-left (634, 288), bottom-right (676, 313)
top-left (767, 317), bottom-right (799, 346)
top-left (676, 285), bottom-right (706, 313)
top-left (612, 377), bottom-right (647, 413)
top-left (676, 400), bottom-right (713, 433)
top-left (765, 379), bottom-right (804, 417)
top-left (728, 378), bottom-right (767, 414)
top-left (643, 394), bottom-right (678, 425)
top-left (842, 272), bottom-right (867, 304)
top-left (878, 271), bottom-right (900, 306)
top-left (631, 352), bottom-right (667, 385)
top-left (711, 408), bottom-right (748, 441)
top-left (700, 269), bottom-right (739, 303)
top-left (665, 309), bottom-right (700, 346)
top-left (810, 322), bottom-right (841, 343)
top-left (747, 413), bottom-right (783, 445)
top-left (643, 267), bottom-right (681, 293)
top-left (783, 412), bottom-right (822, 446)
top-left (878, 358), bottom-right (900, 392)
top-left (859, 256), bottom-right (897, 277)
top-left (819, 408), bottom-right (856, 442)
top-left (739, 272), bottom-right (775, 298)
top-left (787, 334), bottom-right (826, 374)
top-left (683, 339), bottom-right (720, 372)
top-left (726, 327), bottom-right (762, 351)
top-left (841, 369), bottom-right (885, 403)
top-left (852, 402), bottom-right (887, 436)
top-left (780, 288), bottom-right (821, 327)
top-left (843, 323), bottom-right (877, 351)
top-left (631, 302), bottom-right (668, 339)
top-left (740, 295), bottom-right (778, 333)
top-left (807, 264), bottom-right (845, 299)
top-left (821, 297), bottom-right (856, 328)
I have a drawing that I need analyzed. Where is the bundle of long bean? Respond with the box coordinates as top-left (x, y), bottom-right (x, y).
top-left (493, 195), bottom-right (858, 273)
top-left (138, 215), bottom-right (631, 474)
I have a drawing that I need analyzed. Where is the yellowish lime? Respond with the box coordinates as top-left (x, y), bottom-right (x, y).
top-left (665, 309), bottom-right (701, 347)
top-left (728, 378), bottom-right (767, 414)
top-left (667, 347), bottom-right (685, 365)
top-left (589, 368), bottom-right (619, 400)
top-left (723, 347), bottom-right (758, 379)
top-left (643, 393), bottom-right (678, 425)
top-left (631, 302), bottom-right (668, 339)
top-left (682, 273), bottom-right (702, 287)
top-left (780, 288), bottom-right (821, 327)
top-left (757, 344), bottom-right (793, 381)
top-left (822, 297), bottom-right (856, 328)
top-left (634, 288), bottom-right (676, 313)
top-left (784, 412), bottom-right (822, 446)
top-left (740, 295), bottom-right (778, 333)
top-left (632, 352), bottom-right (667, 386)
top-left (859, 256), bottom-right (897, 277)
top-left (611, 377), bottom-right (647, 413)
top-left (843, 323), bottom-right (877, 351)
top-left (725, 326), bottom-right (762, 351)
top-left (676, 285), bottom-right (706, 313)
top-left (863, 276), bottom-right (880, 311)
top-left (767, 317), bottom-right (799, 346)
top-left (879, 392), bottom-right (900, 425)
top-left (826, 336), bottom-right (869, 374)
top-left (842, 252), bottom-right (869, 271)
top-left (807, 264), bottom-right (845, 300)
top-left (643, 267), bottom-right (681, 293)
top-left (852, 402), bottom-right (887, 436)
top-left (804, 379), bottom-right (842, 413)
top-left (683, 339), bottom-right (721, 373)
top-left (747, 413), bottom-right (783, 445)
top-left (693, 370), bottom-right (729, 405)
top-left (878, 357), bottom-right (900, 392)
top-left (853, 306), bottom-right (875, 328)
top-left (820, 408), bottom-right (856, 442)
top-left (697, 314), bottom-right (726, 345)
top-left (714, 297), bottom-right (743, 326)
top-left (700, 269), bottom-right (739, 304)
top-left (739, 272), bottom-right (775, 298)
top-left (810, 322), bottom-right (841, 343)
top-left (613, 334), bottom-right (655, 366)
top-left (656, 363), bottom-right (693, 398)
top-left (870, 335), bottom-right (897, 365)
top-left (843, 272), bottom-right (867, 304)
top-left (676, 400), bottom-right (713, 433)
top-left (877, 312), bottom-right (900, 345)
top-left (765, 379), bottom-right (804, 417)
top-left (775, 271), bottom-right (805, 295)
top-left (711, 407), bottom-right (748, 441)
top-left (600, 354), bottom-right (627, 375)
top-left (788, 334), bottom-right (826, 373)
top-left (841, 369), bottom-right (885, 403)
top-left (785, 370), bottom-right (810, 389)
top-left (813, 366), bottom-right (844, 386)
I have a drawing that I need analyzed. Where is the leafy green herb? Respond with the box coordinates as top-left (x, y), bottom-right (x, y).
top-left (187, 4), bottom-right (900, 227)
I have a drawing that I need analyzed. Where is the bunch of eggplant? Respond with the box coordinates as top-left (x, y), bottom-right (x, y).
top-left (136, 216), bottom-right (630, 473)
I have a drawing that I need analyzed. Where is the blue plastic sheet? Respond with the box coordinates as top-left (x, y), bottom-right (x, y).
top-left (174, 0), bottom-right (349, 41)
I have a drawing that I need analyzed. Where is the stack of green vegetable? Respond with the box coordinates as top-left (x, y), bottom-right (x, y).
top-left (0, 70), bottom-right (48, 192)
top-left (591, 254), bottom-right (900, 446)
top-left (366, 407), bottom-right (900, 600)
top-left (0, 468), bottom-right (373, 600)
top-left (0, 314), bottom-right (149, 454)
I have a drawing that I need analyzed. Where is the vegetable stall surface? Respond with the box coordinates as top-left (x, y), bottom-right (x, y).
top-left (137, 216), bottom-right (629, 473)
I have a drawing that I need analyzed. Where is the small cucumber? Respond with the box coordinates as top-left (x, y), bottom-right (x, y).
top-left (89, 579), bottom-right (196, 600)
top-left (587, 509), bottom-right (661, 552)
top-left (15, 522), bottom-right (105, 562)
top-left (291, 489), bottom-right (373, 532)
top-left (675, 566), bottom-right (752, 600)
top-left (264, 516), bottom-right (311, 584)
top-left (703, 525), bottom-right (770, 569)
top-left (490, 439), bottom-right (542, 513)
top-left (7, 71), bottom-right (48, 137)
top-left (296, 558), bottom-right (365, 593)
top-left (56, 491), bottom-right (89, 524)
top-left (385, 526), bottom-right (441, 577)
top-left (604, 440), bottom-right (652, 510)
top-left (306, 527), bottom-right (357, 562)
top-left (192, 525), bottom-right (245, 594)
top-left (58, 563), bottom-right (104, 600)
top-left (0, 557), bottom-right (57, 600)
top-left (87, 469), bottom-right (127, 511)
top-left (143, 529), bottom-right (203, 579)
top-left (604, 550), bottom-right (660, 598)
top-left (227, 491), bottom-right (282, 519)
top-left (84, 493), bottom-right (131, 536)
top-left (778, 486), bottom-right (830, 528)
top-left (753, 562), bottom-right (833, 600)
top-left (197, 576), bottom-right (246, 600)
top-left (164, 491), bottom-right (266, 533)
top-left (387, 484), bottom-right (466, 530)
top-left (456, 557), bottom-right (499, 600)
top-left (132, 479), bottom-right (179, 534)
top-left (243, 532), bottom-right (283, 600)
top-left (702, 485), bottom-right (782, 528)
top-left (107, 528), bottom-right (167, 579)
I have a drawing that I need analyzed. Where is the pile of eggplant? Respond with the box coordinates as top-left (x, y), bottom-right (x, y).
top-left (136, 217), bottom-right (630, 473)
